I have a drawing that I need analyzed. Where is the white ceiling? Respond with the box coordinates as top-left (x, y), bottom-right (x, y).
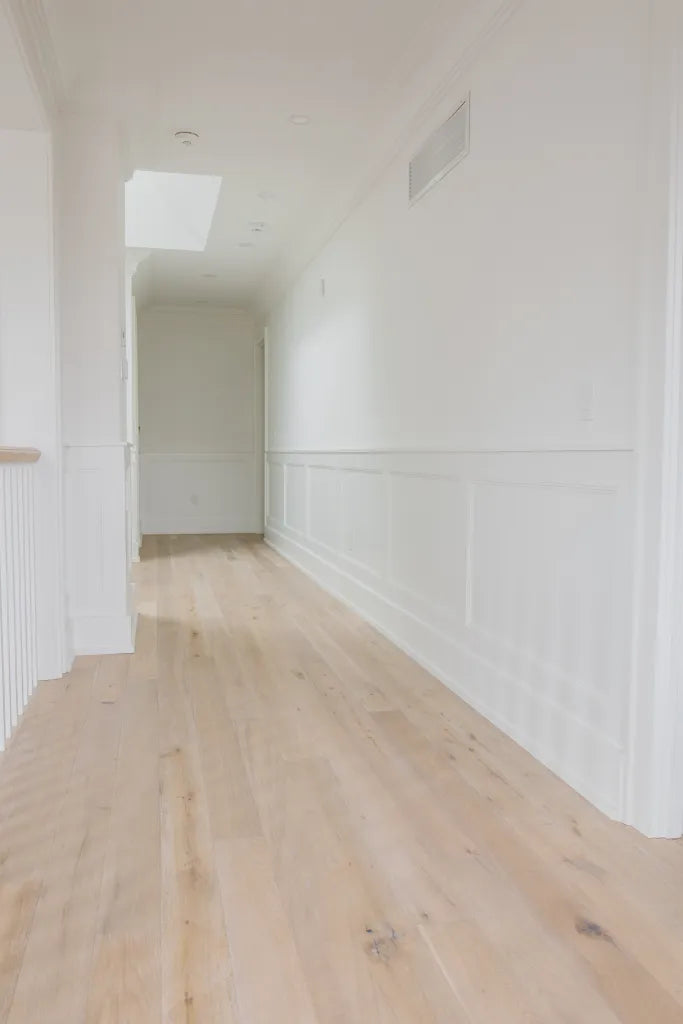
top-left (42, 0), bottom-right (465, 310)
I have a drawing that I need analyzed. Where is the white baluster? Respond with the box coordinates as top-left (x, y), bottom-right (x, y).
top-left (0, 469), bottom-right (8, 748)
top-left (0, 451), bottom-right (40, 749)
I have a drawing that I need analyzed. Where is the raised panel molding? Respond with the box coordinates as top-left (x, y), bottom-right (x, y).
top-left (268, 461), bottom-right (285, 525)
top-left (266, 449), bottom-right (633, 821)
top-left (309, 465), bottom-right (340, 552)
top-left (284, 462), bottom-right (307, 534)
top-left (389, 471), bottom-right (467, 617)
top-left (339, 468), bottom-right (387, 578)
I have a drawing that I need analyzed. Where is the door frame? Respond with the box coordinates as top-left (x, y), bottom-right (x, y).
top-left (253, 334), bottom-right (266, 534)
top-left (626, 0), bottom-right (683, 837)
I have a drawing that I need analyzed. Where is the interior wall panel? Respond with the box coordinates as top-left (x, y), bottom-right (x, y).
top-left (265, 449), bottom-right (632, 820)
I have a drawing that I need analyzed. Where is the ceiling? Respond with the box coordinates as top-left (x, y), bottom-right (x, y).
top-left (42, 0), bottom-right (464, 311)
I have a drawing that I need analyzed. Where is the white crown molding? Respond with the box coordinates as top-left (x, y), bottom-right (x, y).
top-left (139, 301), bottom-right (254, 316)
top-left (258, 0), bottom-right (524, 315)
top-left (125, 248), bottom-right (151, 278)
top-left (1, 0), bottom-right (63, 125)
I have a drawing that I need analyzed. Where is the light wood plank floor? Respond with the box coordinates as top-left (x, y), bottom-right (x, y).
top-left (0, 535), bottom-right (682, 1023)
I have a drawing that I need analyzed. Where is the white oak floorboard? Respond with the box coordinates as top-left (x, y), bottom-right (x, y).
top-left (0, 535), bottom-right (679, 1022)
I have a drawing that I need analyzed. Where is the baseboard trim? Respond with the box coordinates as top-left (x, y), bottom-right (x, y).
top-left (265, 524), bottom-right (624, 821)
top-left (143, 519), bottom-right (263, 535)
top-left (71, 612), bottom-right (137, 656)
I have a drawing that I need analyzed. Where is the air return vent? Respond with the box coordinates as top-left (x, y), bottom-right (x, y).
top-left (409, 95), bottom-right (470, 204)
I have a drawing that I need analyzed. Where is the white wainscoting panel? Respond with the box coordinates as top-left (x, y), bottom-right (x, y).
top-left (284, 462), bottom-right (307, 535)
top-left (265, 450), bottom-right (633, 820)
top-left (141, 453), bottom-right (262, 534)
top-left (64, 444), bottom-right (136, 655)
top-left (0, 461), bottom-right (38, 750)
top-left (339, 469), bottom-right (387, 578)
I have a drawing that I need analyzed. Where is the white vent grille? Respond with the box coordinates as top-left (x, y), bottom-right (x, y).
top-left (409, 95), bottom-right (470, 204)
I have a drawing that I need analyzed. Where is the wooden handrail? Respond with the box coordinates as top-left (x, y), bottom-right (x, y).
top-left (0, 448), bottom-right (41, 464)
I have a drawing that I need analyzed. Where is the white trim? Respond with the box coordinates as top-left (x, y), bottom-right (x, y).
top-left (264, 327), bottom-right (270, 531)
top-left (1, 0), bottom-right (63, 126)
top-left (268, 445), bottom-right (634, 457)
top-left (143, 519), bottom-right (262, 535)
top-left (627, 0), bottom-right (683, 838)
top-left (63, 441), bottom-right (128, 448)
top-left (141, 451), bottom-right (256, 461)
top-left (266, 526), bottom-right (624, 820)
top-left (139, 302), bottom-right (252, 316)
top-left (71, 612), bottom-right (137, 657)
top-left (267, 447), bottom-right (631, 821)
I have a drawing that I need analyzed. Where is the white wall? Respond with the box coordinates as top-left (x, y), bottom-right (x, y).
top-left (266, 0), bottom-right (647, 822)
top-left (0, 129), bottom-right (67, 679)
top-left (59, 117), bottom-right (126, 445)
top-left (57, 116), bottom-right (134, 656)
top-left (139, 305), bottom-right (263, 533)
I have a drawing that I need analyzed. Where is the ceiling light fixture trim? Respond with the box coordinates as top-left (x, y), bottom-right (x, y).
top-left (174, 130), bottom-right (200, 146)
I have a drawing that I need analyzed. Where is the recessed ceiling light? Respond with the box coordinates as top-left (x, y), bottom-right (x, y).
top-left (174, 130), bottom-right (199, 147)
top-left (289, 114), bottom-right (310, 126)
top-left (258, 190), bottom-right (276, 201)
top-left (250, 221), bottom-right (266, 233)
top-left (238, 241), bottom-right (253, 248)
top-left (202, 273), bottom-right (217, 278)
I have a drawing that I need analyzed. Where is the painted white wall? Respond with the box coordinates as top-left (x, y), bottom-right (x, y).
top-left (266, 0), bottom-right (647, 823)
top-left (56, 115), bottom-right (134, 656)
top-left (139, 305), bottom-right (263, 533)
top-left (58, 116), bottom-right (126, 445)
top-left (0, 128), bottom-right (67, 679)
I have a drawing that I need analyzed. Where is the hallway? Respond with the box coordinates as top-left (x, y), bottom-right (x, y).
top-left (0, 536), bottom-right (679, 1022)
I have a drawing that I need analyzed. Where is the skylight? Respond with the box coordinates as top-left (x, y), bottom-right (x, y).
top-left (125, 170), bottom-right (222, 251)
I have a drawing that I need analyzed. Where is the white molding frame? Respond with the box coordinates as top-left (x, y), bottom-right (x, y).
top-left (266, 448), bottom-right (632, 822)
top-left (627, 0), bottom-right (683, 837)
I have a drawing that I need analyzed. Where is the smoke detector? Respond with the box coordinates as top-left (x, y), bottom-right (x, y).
top-left (174, 131), bottom-right (199, 147)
